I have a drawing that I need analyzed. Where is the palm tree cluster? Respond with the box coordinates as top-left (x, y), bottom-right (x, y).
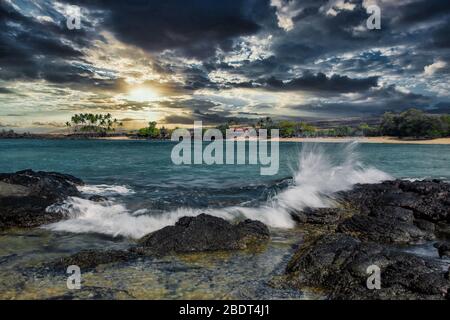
top-left (66, 113), bottom-right (123, 134)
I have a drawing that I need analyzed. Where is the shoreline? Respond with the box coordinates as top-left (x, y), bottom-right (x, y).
top-left (1, 170), bottom-right (449, 300)
top-left (273, 136), bottom-right (450, 145)
top-left (2, 135), bottom-right (450, 144)
top-left (94, 136), bottom-right (450, 145)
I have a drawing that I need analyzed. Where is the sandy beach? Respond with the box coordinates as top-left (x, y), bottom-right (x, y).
top-left (96, 135), bottom-right (450, 144)
top-left (275, 136), bottom-right (450, 144)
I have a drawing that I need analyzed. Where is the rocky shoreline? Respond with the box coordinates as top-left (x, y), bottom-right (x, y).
top-left (0, 170), bottom-right (83, 230)
top-left (0, 170), bottom-right (449, 299)
top-left (283, 179), bottom-right (450, 300)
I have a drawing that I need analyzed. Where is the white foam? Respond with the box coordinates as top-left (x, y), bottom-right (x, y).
top-left (274, 142), bottom-right (391, 210)
top-left (43, 142), bottom-right (392, 238)
top-left (211, 142), bottom-right (392, 229)
top-left (78, 184), bottom-right (135, 196)
top-left (44, 200), bottom-right (232, 239)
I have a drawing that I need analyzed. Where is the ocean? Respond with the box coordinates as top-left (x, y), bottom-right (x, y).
top-left (0, 139), bottom-right (449, 299)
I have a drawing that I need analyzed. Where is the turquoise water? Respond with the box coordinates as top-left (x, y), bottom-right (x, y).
top-left (1, 140), bottom-right (448, 183)
top-left (0, 139), bottom-right (449, 299)
top-left (0, 140), bottom-right (448, 212)
top-left (0, 139), bottom-right (449, 236)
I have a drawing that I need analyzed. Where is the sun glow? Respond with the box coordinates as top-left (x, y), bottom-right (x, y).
top-left (127, 87), bottom-right (160, 102)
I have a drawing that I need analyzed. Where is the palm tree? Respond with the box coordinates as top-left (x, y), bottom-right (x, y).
top-left (68, 113), bottom-right (123, 135)
top-left (65, 121), bottom-right (71, 134)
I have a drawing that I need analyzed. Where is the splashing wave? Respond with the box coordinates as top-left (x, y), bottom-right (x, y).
top-left (44, 142), bottom-right (392, 238)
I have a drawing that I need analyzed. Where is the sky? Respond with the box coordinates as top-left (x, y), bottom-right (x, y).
top-left (0, 0), bottom-right (449, 132)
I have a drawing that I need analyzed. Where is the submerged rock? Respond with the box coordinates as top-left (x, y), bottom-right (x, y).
top-left (137, 213), bottom-right (270, 255)
top-left (0, 170), bottom-right (83, 229)
top-left (48, 286), bottom-right (135, 300)
top-left (47, 249), bottom-right (135, 272)
top-left (87, 195), bottom-right (108, 202)
top-left (434, 242), bottom-right (450, 258)
top-left (41, 214), bottom-right (270, 273)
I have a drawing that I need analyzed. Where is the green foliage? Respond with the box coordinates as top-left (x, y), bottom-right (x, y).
top-left (299, 123), bottom-right (317, 135)
top-left (256, 117), bottom-right (276, 130)
top-left (440, 115), bottom-right (450, 136)
top-left (216, 123), bottom-right (230, 136)
top-left (159, 126), bottom-right (170, 139)
top-left (380, 109), bottom-right (449, 138)
top-left (357, 123), bottom-right (380, 136)
top-left (138, 121), bottom-right (161, 138)
top-left (254, 118), bottom-right (317, 138)
top-left (278, 121), bottom-right (296, 138)
top-left (67, 113), bottom-right (122, 134)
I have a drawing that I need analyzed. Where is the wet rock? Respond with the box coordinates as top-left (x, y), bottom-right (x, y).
top-left (0, 253), bottom-right (17, 265)
top-left (339, 180), bottom-right (450, 223)
top-left (138, 214), bottom-right (270, 255)
top-left (46, 249), bottom-right (135, 272)
top-left (40, 215), bottom-right (270, 274)
top-left (436, 224), bottom-right (450, 240)
top-left (379, 191), bottom-right (419, 208)
top-left (286, 234), bottom-right (362, 281)
top-left (338, 214), bottom-right (431, 244)
top-left (0, 170), bottom-right (83, 199)
top-left (284, 180), bottom-right (450, 299)
top-left (47, 286), bottom-right (135, 300)
top-left (331, 180), bottom-right (450, 244)
top-left (291, 208), bottom-right (347, 225)
top-left (0, 170), bottom-right (83, 229)
top-left (370, 206), bottom-right (414, 223)
top-left (286, 234), bottom-right (450, 300)
top-left (88, 195), bottom-right (108, 202)
top-left (434, 242), bottom-right (450, 258)
top-left (414, 219), bottom-right (436, 233)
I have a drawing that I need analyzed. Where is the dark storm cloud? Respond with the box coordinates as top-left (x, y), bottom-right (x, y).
top-left (428, 103), bottom-right (450, 114)
top-left (263, 72), bottom-right (378, 93)
top-left (161, 111), bottom-right (251, 125)
top-left (64, 0), bottom-right (267, 58)
top-left (393, 0), bottom-right (450, 25)
top-left (0, 1), bottom-right (100, 85)
top-left (430, 20), bottom-right (450, 49)
top-left (1, 0), bottom-right (449, 123)
top-left (160, 114), bottom-right (194, 125)
top-left (212, 0), bottom-right (448, 86)
top-left (224, 56), bottom-right (292, 80)
top-left (224, 71), bottom-right (379, 94)
top-left (291, 85), bottom-right (433, 117)
top-left (158, 98), bottom-right (253, 124)
top-left (268, 2), bottom-right (381, 66)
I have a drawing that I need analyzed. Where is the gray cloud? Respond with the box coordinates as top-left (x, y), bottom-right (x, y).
top-left (263, 72), bottom-right (379, 93)
top-left (0, 0), bottom-right (449, 125)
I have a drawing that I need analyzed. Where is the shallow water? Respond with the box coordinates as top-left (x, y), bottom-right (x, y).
top-left (0, 140), bottom-right (449, 299)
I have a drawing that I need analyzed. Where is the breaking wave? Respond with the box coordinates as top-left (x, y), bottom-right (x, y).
top-left (44, 142), bottom-right (392, 238)
top-left (77, 184), bottom-right (135, 196)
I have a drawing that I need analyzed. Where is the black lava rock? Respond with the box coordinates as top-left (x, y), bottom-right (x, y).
top-left (0, 170), bottom-right (84, 229)
top-left (137, 213), bottom-right (270, 255)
